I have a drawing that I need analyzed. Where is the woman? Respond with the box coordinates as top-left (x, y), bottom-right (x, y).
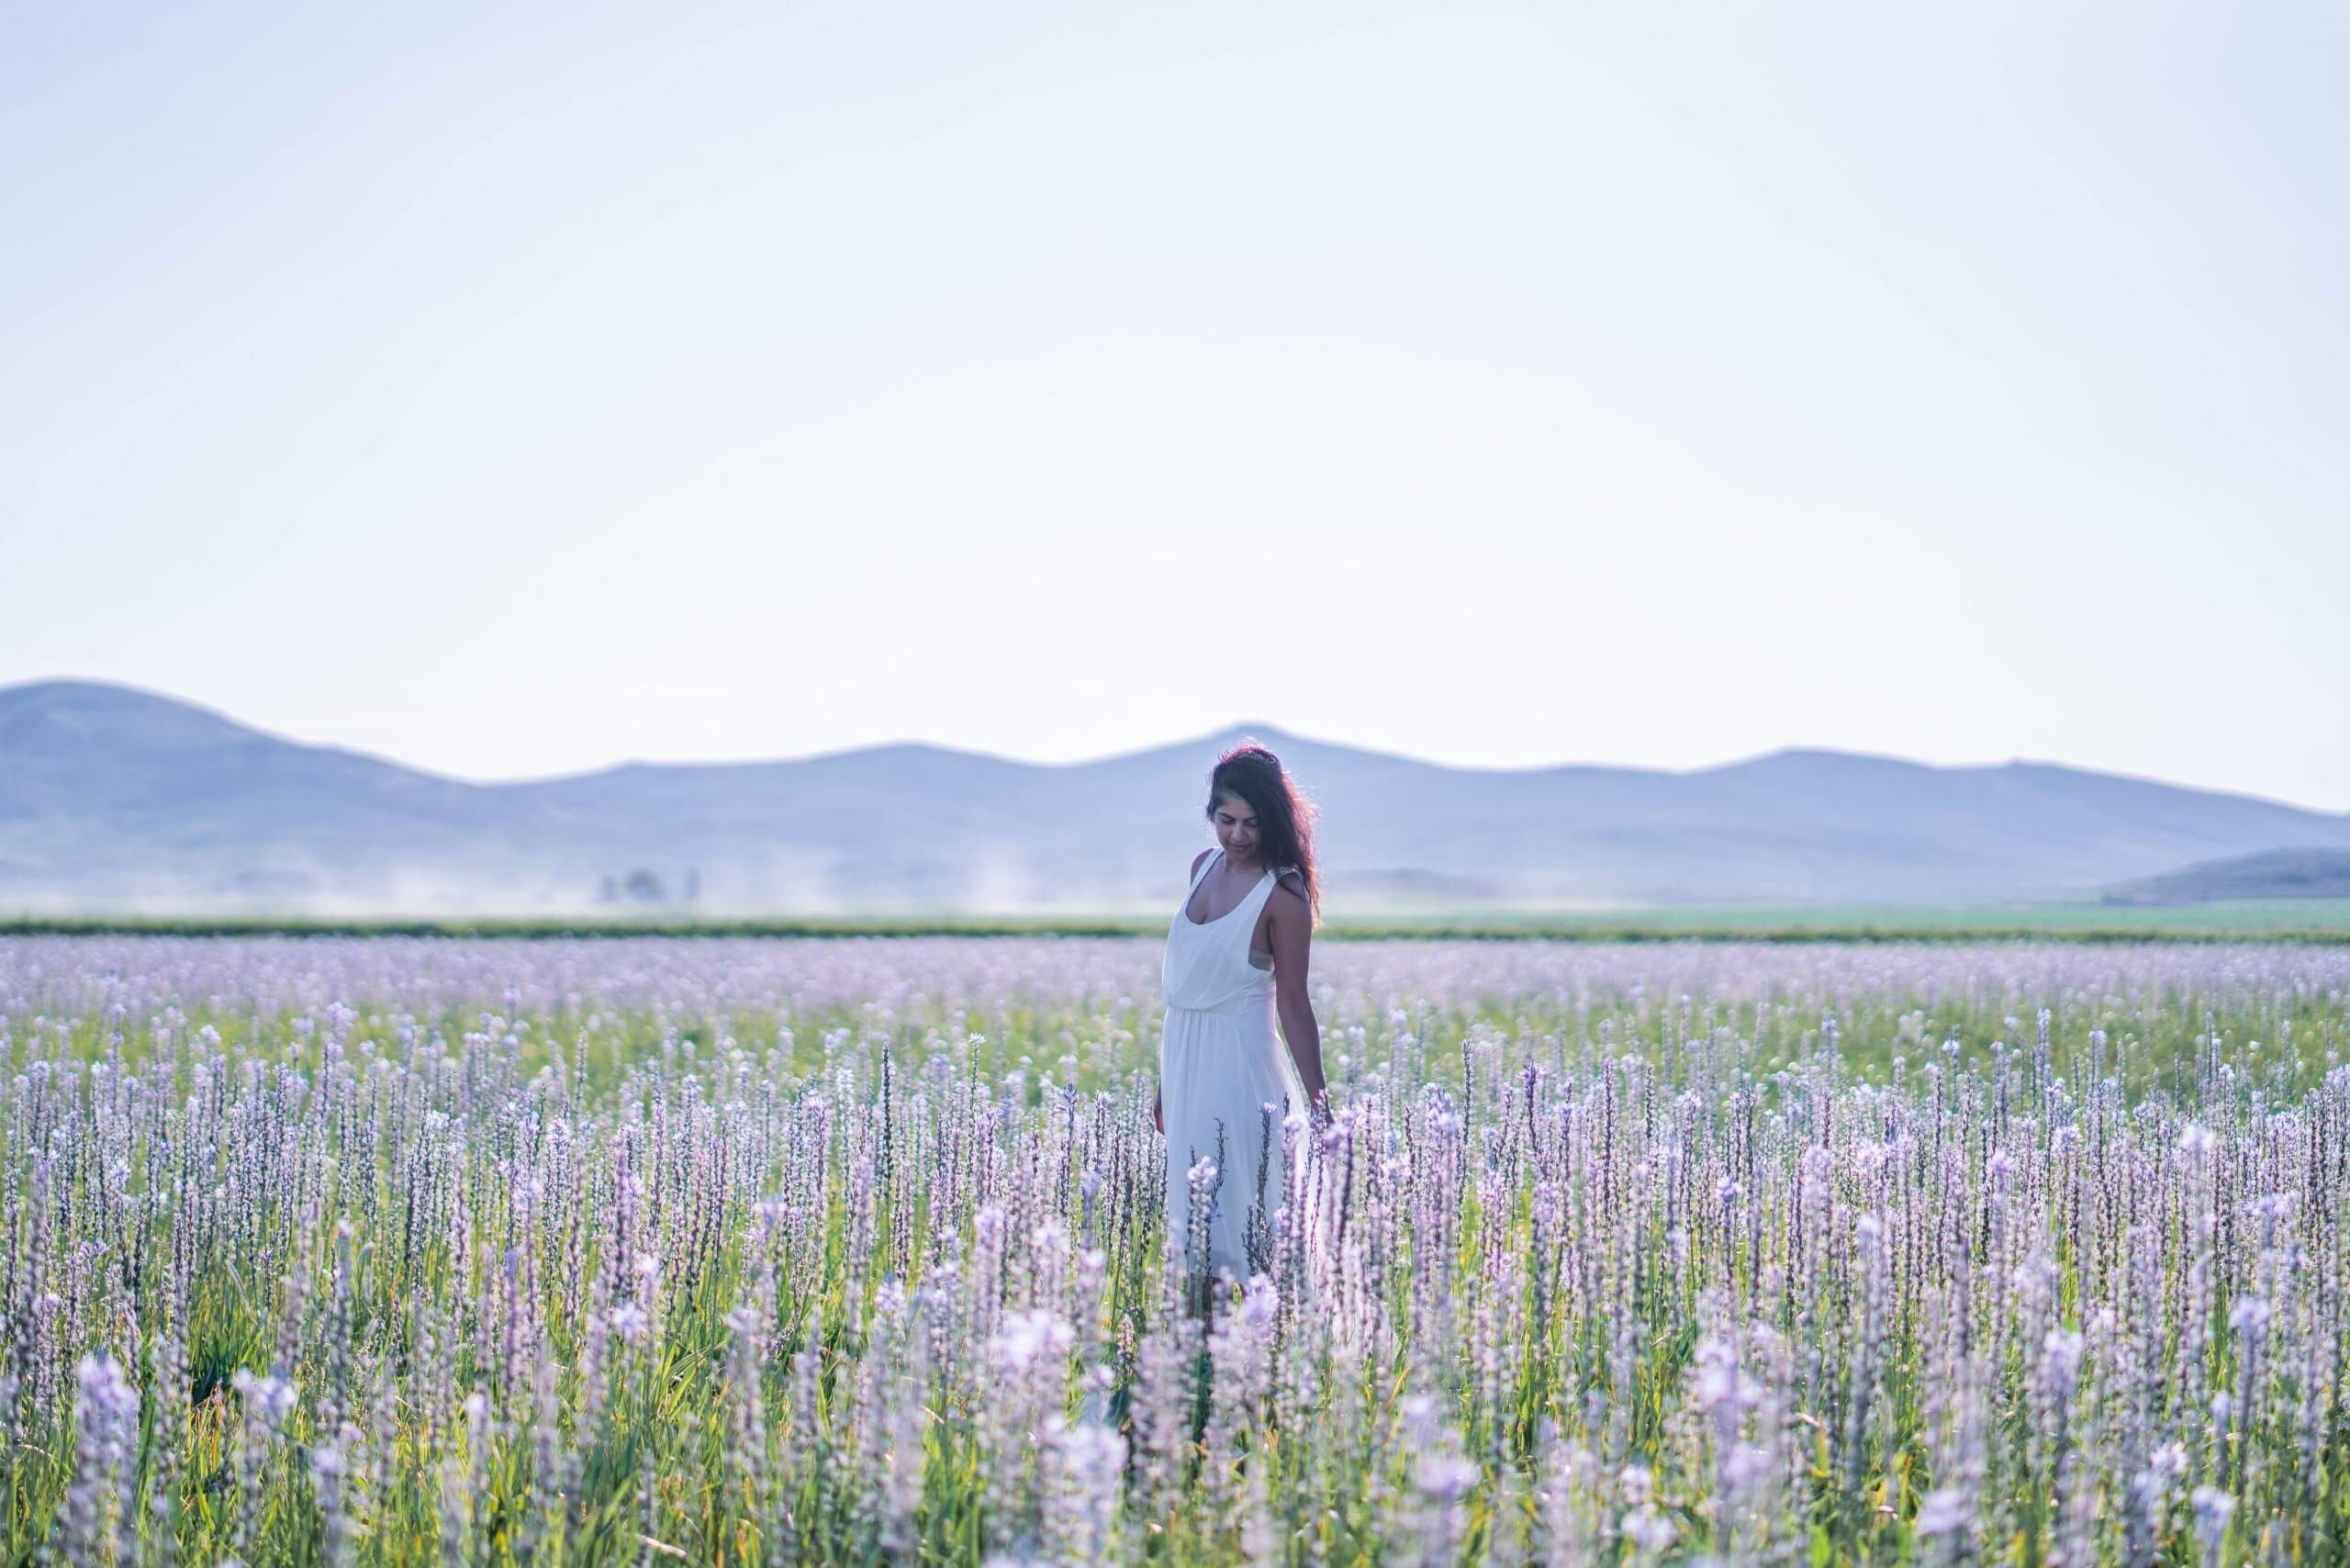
top-left (1156, 741), bottom-right (1331, 1297)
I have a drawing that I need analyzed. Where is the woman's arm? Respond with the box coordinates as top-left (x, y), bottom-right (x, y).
top-left (1269, 871), bottom-right (1328, 1124)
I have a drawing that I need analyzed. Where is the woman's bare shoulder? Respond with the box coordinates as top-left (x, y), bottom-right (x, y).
top-left (1190, 847), bottom-right (1214, 879)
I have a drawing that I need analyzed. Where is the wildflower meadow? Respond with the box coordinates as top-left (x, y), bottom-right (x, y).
top-left (4, 934), bottom-right (2347, 1564)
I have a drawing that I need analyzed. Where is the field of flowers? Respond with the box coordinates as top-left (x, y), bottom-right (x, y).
top-left (2, 935), bottom-right (2346, 1565)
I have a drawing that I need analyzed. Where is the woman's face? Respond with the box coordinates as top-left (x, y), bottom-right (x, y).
top-left (1212, 793), bottom-right (1261, 863)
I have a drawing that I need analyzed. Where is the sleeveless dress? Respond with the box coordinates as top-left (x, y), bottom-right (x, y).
top-left (1160, 848), bottom-right (1312, 1285)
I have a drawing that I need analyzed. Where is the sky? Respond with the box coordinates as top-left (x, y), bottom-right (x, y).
top-left (4, 0), bottom-right (2346, 809)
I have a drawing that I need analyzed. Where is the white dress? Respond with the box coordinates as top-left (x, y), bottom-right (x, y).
top-left (1160, 848), bottom-right (1312, 1285)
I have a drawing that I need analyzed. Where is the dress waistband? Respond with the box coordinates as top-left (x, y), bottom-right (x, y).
top-left (1167, 987), bottom-right (1276, 1019)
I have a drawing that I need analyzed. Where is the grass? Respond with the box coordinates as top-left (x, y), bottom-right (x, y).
top-left (5, 940), bottom-right (2348, 1562)
top-left (6, 899), bottom-right (2350, 943)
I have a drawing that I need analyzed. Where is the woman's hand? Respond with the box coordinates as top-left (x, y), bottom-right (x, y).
top-left (1309, 1087), bottom-right (1334, 1133)
top-left (1154, 1088), bottom-right (1164, 1136)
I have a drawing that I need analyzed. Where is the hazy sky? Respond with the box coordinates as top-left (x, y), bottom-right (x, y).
top-left (6, 1), bottom-right (2345, 808)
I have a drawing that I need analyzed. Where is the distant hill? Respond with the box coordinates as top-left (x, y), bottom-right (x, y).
top-left (6, 678), bottom-right (2350, 914)
top-left (2102, 848), bottom-right (2350, 905)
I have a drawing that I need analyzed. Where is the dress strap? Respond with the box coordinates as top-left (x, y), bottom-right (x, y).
top-left (1185, 847), bottom-right (1222, 897)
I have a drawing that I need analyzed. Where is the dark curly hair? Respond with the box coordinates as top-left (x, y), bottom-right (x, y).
top-left (1206, 740), bottom-right (1321, 927)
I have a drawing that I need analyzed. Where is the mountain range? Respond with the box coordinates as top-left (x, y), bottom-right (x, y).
top-left (2101, 848), bottom-right (2350, 906)
top-left (5, 678), bottom-right (2348, 914)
